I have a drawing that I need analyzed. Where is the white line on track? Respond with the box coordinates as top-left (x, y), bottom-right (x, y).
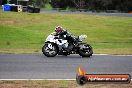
top-left (0, 79), bottom-right (76, 80)
top-left (0, 79), bottom-right (132, 81)
top-left (93, 54), bottom-right (132, 56)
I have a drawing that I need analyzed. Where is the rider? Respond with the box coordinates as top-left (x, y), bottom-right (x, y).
top-left (55, 26), bottom-right (67, 36)
top-left (54, 26), bottom-right (75, 44)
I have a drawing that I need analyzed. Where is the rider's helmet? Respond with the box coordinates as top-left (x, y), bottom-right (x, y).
top-left (55, 26), bottom-right (64, 33)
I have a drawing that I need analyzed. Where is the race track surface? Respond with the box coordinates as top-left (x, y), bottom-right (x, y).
top-left (40, 10), bottom-right (132, 17)
top-left (0, 54), bottom-right (132, 79)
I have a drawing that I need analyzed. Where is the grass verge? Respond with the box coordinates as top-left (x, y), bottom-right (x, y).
top-left (0, 11), bottom-right (132, 54)
top-left (0, 80), bottom-right (132, 88)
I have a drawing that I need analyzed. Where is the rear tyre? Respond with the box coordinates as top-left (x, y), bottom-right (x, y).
top-left (78, 44), bottom-right (93, 57)
top-left (42, 43), bottom-right (58, 57)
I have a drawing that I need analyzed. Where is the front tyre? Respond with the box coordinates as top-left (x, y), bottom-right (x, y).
top-left (42, 43), bottom-right (58, 57)
top-left (78, 44), bottom-right (93, 57)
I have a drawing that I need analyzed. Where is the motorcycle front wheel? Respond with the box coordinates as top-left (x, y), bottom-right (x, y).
top-left (78, 44), bottom-right (93, 57)
top-left (42, 43), bottom-right (58, 57)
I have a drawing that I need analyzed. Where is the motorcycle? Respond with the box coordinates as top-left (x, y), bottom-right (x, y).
top-left (42, 32), bottom-right (93, 57)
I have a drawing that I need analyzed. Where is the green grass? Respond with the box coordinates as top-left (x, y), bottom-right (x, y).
top-left (0, 12), bottom-right (132, 54)
top-left (0, 80), bottom-right (132, 88)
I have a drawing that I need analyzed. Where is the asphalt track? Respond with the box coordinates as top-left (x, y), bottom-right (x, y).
top-left (40, 10), bottom-right (132, 17)
top-left (0, 54), bottom-right (132, 79)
